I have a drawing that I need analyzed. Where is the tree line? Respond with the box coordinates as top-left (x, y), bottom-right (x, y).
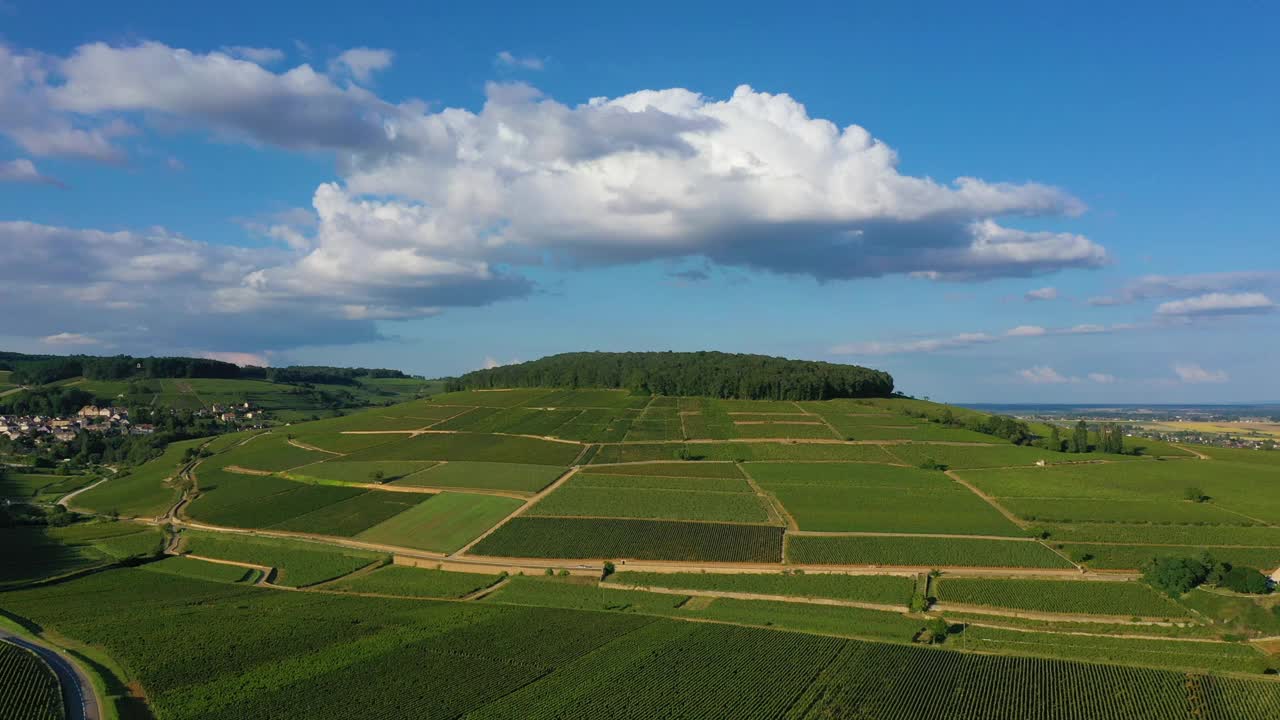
top-left (446, 351), bottom-right (894, 401)
top-left (1, 351), bottom-right (413, 387)
top-left (1040, 420), bottom-right (1127, 454)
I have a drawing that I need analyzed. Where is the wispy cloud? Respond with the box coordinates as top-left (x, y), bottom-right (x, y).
top-left (1024, 286), bottom-right (1058, 302)
top-left (1018, 366), bottom-right (1117, 385)
top-left (1173, 363), bottom-right (1228, 384)
top-left (42, 331), bottom-right (98, 345)
top-left (495, 50), bottom-right (545, 70)
top-left (1155, 292), bottom-right (1274, 317)
top-left (830, 332), bottom-right (996, 356)
top-left (1090, 272), bottom-right (1280, 306)
top-left (833, 322), bottom-right (1138, 356)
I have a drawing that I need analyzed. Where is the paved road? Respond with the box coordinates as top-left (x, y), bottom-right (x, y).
top-left (0, 631), bottom-right (101, 720)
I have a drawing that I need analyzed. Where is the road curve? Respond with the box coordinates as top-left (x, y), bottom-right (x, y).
top-left (0, 631), bottom-right (101, 720)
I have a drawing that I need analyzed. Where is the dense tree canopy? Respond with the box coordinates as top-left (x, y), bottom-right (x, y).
top-left (1, 352), bottom-right (412, 387)
top-left (447, 351), bottom-right (893, 401)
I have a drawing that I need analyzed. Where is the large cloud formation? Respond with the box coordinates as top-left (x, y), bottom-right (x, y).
top-left (0, 41), bottom-right (1109, 352)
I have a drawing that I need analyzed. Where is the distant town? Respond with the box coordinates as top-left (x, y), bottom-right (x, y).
top-left (0, 401), bottom-right (263, 444)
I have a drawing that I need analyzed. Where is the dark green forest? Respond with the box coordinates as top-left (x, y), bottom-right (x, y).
top-left (0, 351), bottom-right (413, 387)
top-left (447, 351), bottom-right (894, 400)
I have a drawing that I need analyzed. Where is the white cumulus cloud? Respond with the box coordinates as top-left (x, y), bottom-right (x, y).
top-left (1155, 292), bottom-right (1275, 317)
top-left (1024, 286), bottom-right (1058, 301)
top-left (1174, 363), bottom-right (1228, 384)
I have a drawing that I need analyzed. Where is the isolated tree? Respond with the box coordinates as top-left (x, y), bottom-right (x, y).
top-left (1221, 566), bottom-right (1272, 594)
top-left (1184, 487), bottom-right (1207, 503)
top-left (923, 618), bottom-right (951, 644)
top-left (601, 561), bottom-right (616, 579)
top-left (1048, 425), bottom-right (1063, 452)
top-left (1070, 421), bottom-right (1089, 453)
top-left (1142, 555), bottom-right (1211, 596)
top-left (370, 470), bottom-right (386, 484)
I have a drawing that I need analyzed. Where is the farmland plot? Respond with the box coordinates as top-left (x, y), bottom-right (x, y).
top-left (472, 516), bottom-right (785, 562)
top-left (391, 461), bottom-right (563, 493)
top-left (342, 432), bottom-right (582, 466)
top-left (936, 577), bottom-right (1189, 617)
top-left (355, 492), bottom-right (523, 553)
top-left (788, 535), bottom-right (1073, 568)
top-left (527, 485), bottom-right (774, 523)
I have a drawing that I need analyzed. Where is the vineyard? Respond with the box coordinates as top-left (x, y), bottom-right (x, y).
top-left (327, 565), bottom-right (503, 598)
top-left (180, 530), bottom-right (385, 586)
top-left (389, 461), bottom-right (564, 492)
top-left (786, 535), bottom-right (1073, 568)
top-left (610, 571), bottom-right (915, 606)
top-left (0, 641), bottom-right (62, 720)
top-left (936, 577), bottom-right (1190, 617)
top-left (526, 485), bottom-right (775, 523)
top-left (471, 516), bottom-right (785, 562)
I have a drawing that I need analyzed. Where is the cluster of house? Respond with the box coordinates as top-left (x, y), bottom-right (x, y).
top-left (0, 406), bottom-right (155, 442)
top-left (203, 402), bottom-right (258, 423)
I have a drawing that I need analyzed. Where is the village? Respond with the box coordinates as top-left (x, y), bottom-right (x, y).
top-left (0, 401), bottom-right (260, 444)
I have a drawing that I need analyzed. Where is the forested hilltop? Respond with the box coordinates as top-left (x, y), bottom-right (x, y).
top-left (447, 351), bottom-right (894, 400)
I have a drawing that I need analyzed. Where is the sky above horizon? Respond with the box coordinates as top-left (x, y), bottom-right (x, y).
top-left (1, 1), bottom-right (1277, 403)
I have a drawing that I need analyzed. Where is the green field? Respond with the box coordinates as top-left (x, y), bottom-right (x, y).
top-left (591, 442), bottom-right (899, 464)
top-left (267, 490), bottom-right (427, 536)
top-left (1055, 542), bottom-right (1280, 571)
top-left (0, 640), bottom-right (63, 720)
top-left (568, 471), bottom-right (754, 493)
top-left (0, 471), bottom-right (97, 501)
top-left (0, 522), bottom-right (163, 589)
top-left (428, 388), bottom-right (557, 407)
top-left (326, 564), bottom-right (502, 598)
top-left (961, 459), bottom-right (1280, 524)
top-left (72, 437), bottom-right (207, 517)
top-left (584, 461), bottom-right (746, 478)
top-left (751, 463), bottom-right (1022, 535)
top-left (610, 571), bottom-right (914, 605)
top-left (787, 535), bottom-right (1074, 568)
top-left (962, 625), bottom-right (1270, 674)
top-left (180, 530), bottom-right (384, 586)
top-left (140, 555), bottom-right (261, 584)
top-left (527, 485), bottom-right (774, 523)
top-left (289, 460), bottom-right (437, 484)
top-left (4, 567), bottom-right (1280, 718)
top-left (483, 575), bottom-right (692, 614)
top-left (473, 516), bottom-right (785, 562)
top-left (342, 432), bottom-right (582, 466)
top-left (390, 461), bottom-right (564, 492)
top-left (216, 433), bottom-right (329, 472)
top-left (936, 577), bottom-right (1189, 617)
top-left (355, 492), bottom-right (523, 552)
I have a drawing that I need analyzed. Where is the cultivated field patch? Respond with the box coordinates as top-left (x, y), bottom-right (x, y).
top-left (471, 516), bottom-right (785, 562)
top-left (527, 485), bottom-right (773, 523)
top-left (356, 492), bottom-right (523, 553)
top-left (787, 535), bottom-right (1073, 568)
top-left (391, 461), bottom-right (564, 493)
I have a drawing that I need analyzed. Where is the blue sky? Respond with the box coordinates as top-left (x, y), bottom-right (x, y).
top-left (1, 1), bottom-right (1277, 402)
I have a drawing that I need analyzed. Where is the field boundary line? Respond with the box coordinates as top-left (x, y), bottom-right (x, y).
top-left (931, 602), bottom-right (1178, 625)
top-left (955, 619), bottom-right (1230, 643)
top-left (604, 582), bottom-right (910, 613)
top-left (945, 469), bottom-right (1030, 530)
top-left (286, 438), bottom-right (342, 455)
top-left (789, 530), bottom-right (1036, 541)
top-left (738, 462), bottom-right (797, 532)
top-left (794, 400), bottom-right (844, 441)
top-left (452, 466), bottom-right (582, 556)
